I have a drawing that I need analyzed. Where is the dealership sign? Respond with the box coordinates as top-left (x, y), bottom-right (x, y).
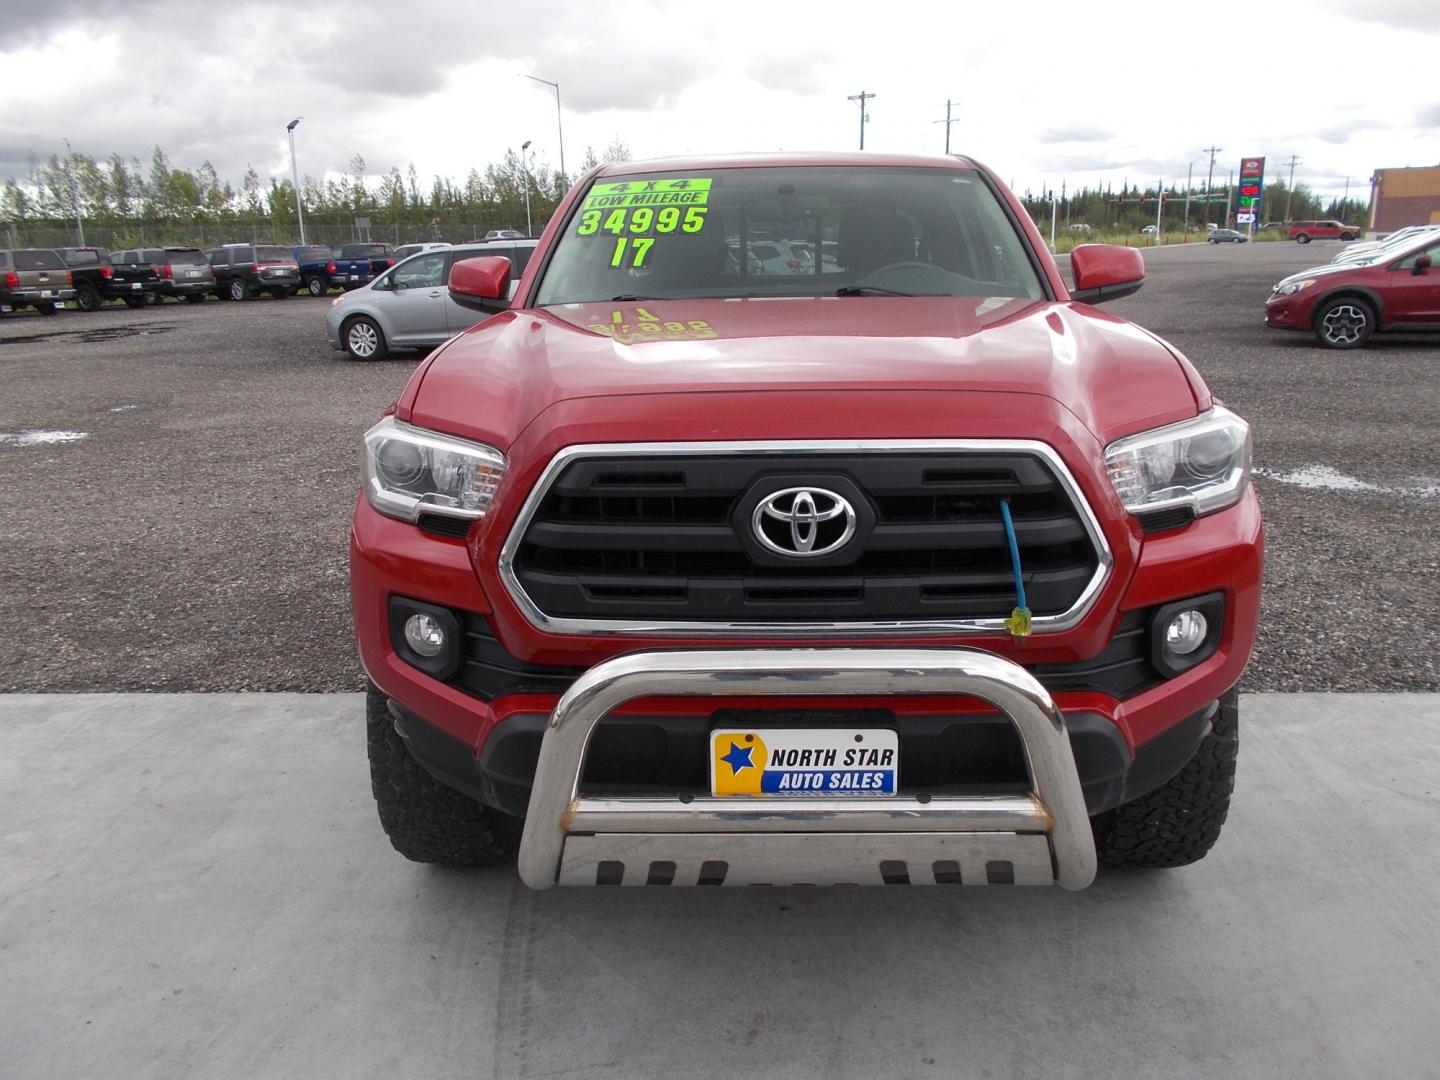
top-left (1237, 156), bottom-right (1265, 226)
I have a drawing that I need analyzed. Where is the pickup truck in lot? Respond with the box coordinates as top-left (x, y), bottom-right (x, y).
top-left (337, 243), bottom-right (395, 280)
top-left (0, 248), bottom-right (75, 314)
top-left (293, 245), bottom-right (375, 296)
top-left (352, 153), bottom-right (1261, 891)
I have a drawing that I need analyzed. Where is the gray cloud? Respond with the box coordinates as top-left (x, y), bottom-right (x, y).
top-left (1418, 102), bottom-right (1440, 127)
top-left (1319, 0), bottom-right (1440, 32)
top-left (743, 50), bottom-right (837, 96)
top-left (1037, 126), bottom-right (1114, 144)
top-left (0, 0), bottom-right (719, 183)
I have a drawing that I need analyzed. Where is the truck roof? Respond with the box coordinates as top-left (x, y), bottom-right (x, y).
top-left (594, 151), bottom-right (982, 176)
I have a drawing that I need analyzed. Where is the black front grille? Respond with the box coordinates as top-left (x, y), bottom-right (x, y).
top-left (511, 451), bottom-right (1101, 624)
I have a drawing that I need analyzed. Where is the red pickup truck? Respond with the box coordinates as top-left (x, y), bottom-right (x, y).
top-left (351, 153), bottom-right (1261, 890)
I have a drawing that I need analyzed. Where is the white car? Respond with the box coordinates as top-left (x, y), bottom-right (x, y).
top-left (326, 240), bottom-right (536, 360)
top-left (393, 242), bottom-right (450, 261)
top-left (1331, 225), bottom-right (1439, 264)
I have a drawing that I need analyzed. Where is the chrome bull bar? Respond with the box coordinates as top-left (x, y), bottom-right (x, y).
top-left (517, 649), bottom-right (1097, 890)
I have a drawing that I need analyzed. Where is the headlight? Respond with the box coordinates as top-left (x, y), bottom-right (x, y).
top-left (1104, 407), bottom-right (1251, 517)
top-left (1272, 278), bottom-right (1315, 296)
top-left (362, 417), bottom-right (505, 523)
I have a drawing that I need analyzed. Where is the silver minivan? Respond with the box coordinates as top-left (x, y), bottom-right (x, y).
top-left (325, 240), bottom-right (536, 360)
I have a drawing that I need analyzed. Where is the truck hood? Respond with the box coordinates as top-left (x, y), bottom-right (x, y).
top-left (405, 296), bottom-right (1201, 449)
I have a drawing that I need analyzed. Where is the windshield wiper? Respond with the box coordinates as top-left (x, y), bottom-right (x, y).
top-left (835, 285), bottom-right (917, 297)
top-left (610, 294), bottom-right (661, 301)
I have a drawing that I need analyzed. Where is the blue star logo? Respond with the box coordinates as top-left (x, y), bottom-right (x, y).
top-left (721, 740), bottom-right (755, 775)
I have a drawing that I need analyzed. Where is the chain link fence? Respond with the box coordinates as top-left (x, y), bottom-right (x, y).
top-left (3, 209), bottom-right (547, 253)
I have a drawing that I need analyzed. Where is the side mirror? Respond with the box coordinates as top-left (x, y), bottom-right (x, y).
top-left (1069, 244), bottom-right (1145, 304)
top-left (449, 256), bottom-right (512, 313)
top-left (1413, 254), bottom-right (1432, 275)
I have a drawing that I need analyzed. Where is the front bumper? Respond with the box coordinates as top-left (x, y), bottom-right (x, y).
top-left (515, 648), bottom-right (1098, 889)
top-left (1264, 294), bottom-right (1309, 329)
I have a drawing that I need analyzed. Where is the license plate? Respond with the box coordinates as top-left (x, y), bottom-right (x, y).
top-left (41, 290), bottom-right (52, 297)
top-left (348, 275), bottom-right (357, 281)
top-left (187, 270), bottom-right (200, 278)
top-left (710, 728), bottom-right (899, 796)
top-left (131, 283), bottom-right (142, 290)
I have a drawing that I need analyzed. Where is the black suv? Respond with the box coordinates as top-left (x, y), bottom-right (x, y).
top-left (206, 244), bottom-right (301, 301)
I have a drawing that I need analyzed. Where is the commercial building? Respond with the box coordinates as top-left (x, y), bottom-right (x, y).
top-left (1368, 165), bottom-right (1440, 233)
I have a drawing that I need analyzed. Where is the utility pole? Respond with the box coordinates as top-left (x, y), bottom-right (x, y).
top-left (933, 98), bottom-right (960, 154)
top-left (1225, 169), bottom-right (1234, 228)
top-left (62, 137), bottom-right (84, 246)
top-left (1342, 175), bottom-right (1352, 219)
top-left (1183, 159), bottom-right (1194, 235)
top-left (1201, 145), bottom-right (1221, 227)
top-left (847, 91), bottom-right (876, 150)
top-left (1283, 154), bottom-right (1301, 223)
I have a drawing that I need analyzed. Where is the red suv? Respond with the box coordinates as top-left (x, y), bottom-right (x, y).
top-left (1265, 230), bottom-right (1440, 347)
top-left (352, 153), bottom-right (1262, 890)
top-left (1288, 220), bottom-right (1360, 243)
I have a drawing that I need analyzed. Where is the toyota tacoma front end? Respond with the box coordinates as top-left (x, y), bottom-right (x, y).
top-left (351, 153), bottom-right (1261, 888)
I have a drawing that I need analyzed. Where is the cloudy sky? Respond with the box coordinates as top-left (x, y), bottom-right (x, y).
top-left (3, 0), bottom-right (1438, 202)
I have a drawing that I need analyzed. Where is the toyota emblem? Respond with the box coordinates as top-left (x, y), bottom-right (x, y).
top-left (751, 487), bottom-right (857, 557)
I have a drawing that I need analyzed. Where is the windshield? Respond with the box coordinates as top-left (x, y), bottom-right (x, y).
top-left (534, 165), bottom-right (1044, 306)
top-left (256, 246), bottom-right (293, 263)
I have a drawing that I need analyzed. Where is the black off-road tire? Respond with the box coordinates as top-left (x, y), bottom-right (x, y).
top-left (1092, 689), bottom-right (1238, 870)
top-left (366, 682), bottom-right (521, 867)
top-left (75, 280), bottom-right (102, 312)
top-left (305, 274), bottom-right (327, 296)
top-left (37, 302), bottom-right (59, 316)
top-left (185, 292), bottom-right (206, 304)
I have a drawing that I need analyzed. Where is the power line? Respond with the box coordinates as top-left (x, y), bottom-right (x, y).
top-left (847, 91), bottom-right (876, 151)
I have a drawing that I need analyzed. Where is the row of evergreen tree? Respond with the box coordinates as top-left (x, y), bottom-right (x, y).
top-left (1017, 179), bottom-right (1366, 233)
top-left (2, 143), bottom-right (1367, 250)
top-left (0, 139), bottom-right (633, 249)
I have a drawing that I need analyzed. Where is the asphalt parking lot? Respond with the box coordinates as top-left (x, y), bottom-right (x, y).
top-left (1, 240), bottom-right (1437, 693)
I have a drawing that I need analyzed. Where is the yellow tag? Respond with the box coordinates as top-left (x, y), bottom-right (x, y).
top-left (1004, 607), bottom-right (1032, 638)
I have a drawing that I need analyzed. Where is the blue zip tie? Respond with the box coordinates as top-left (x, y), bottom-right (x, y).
top-left (1000, 499), bottom-right (1032, 638)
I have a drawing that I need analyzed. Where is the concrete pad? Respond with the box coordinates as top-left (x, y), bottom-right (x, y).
top-left (1, 692), bottom-right (1437, 1079)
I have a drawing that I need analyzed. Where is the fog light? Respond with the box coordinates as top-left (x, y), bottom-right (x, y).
top-left (404, 613), bottom-right (447, 657)
top-left (1165, 609), bottom-right (1209, 656)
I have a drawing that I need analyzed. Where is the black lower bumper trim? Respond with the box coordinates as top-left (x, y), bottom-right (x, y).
top-left (386, 694), bottom-right (1222, 820)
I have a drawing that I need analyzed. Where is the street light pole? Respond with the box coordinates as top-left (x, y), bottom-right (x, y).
top-left (521, 140), bottom-right (533, 237)
top-left (62, 137), bottom-right (84, 246)
top-left (523, 75), bottom-right (565, 183)
top-left (286, 118), bottom-right (306, 245)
